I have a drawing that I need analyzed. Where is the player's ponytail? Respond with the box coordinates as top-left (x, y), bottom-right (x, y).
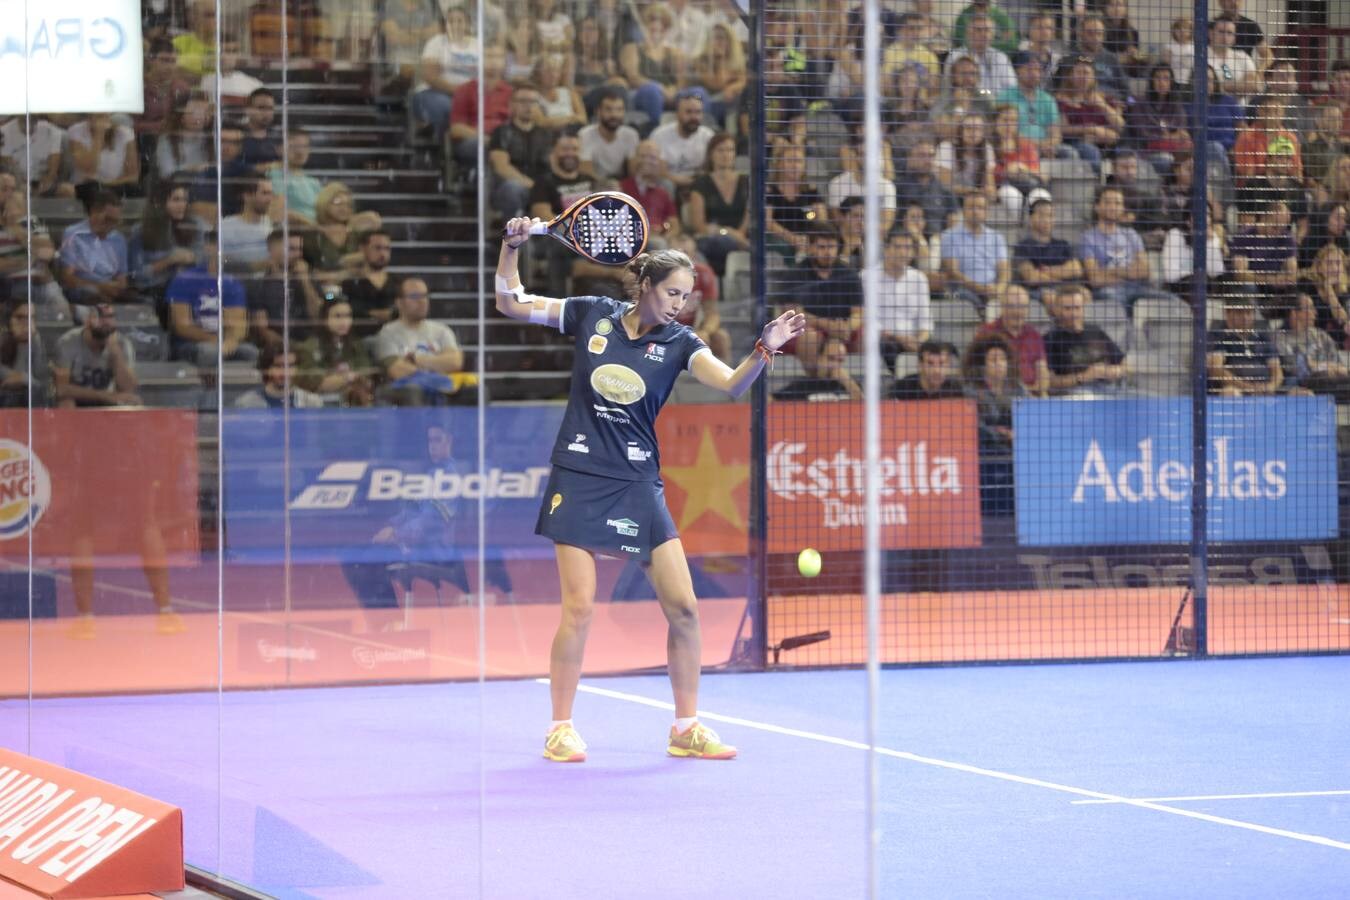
top-left (624, 249), bottom-right (695, 300)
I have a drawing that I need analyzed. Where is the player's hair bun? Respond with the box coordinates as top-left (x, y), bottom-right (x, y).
top-left (624, 249), bottom-right (695, 300)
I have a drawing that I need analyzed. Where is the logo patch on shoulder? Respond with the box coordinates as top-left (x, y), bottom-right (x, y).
top-left (588, 335), bottom-right (608, 354)
top-left (595, 318), bottom-right (613, 335)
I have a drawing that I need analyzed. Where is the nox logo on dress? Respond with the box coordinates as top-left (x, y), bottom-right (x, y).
top-left (582, 205), bottom-right (637, 258)
top-left (606, 517), bottom-right (639, 537)
top-left (644, 342), bottom-right (666, 363)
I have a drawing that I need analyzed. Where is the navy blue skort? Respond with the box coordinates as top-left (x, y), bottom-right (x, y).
top-left (535, 466), bottom-right (679, 562)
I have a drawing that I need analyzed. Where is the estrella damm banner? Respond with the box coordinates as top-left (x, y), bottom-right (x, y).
top-left (1013, 397), bottom-right (1340, 545)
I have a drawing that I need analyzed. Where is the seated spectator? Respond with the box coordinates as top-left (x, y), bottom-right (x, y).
top-left (1237, 145), bottom-right (1312, 244)
top-left (1319, 60), bottom-right (1350, 139)
top-left (667, 233), bottom-right (731, 362)
top-left (1221, 0), bottom-right (1274, 73)
top-left (448, 46), bottom-right (514, 170)
top-left (1014, 198), bottom-right (1082, 303)
top-left (68, 114), bottom-right (140, 195)
top-left (1299, 202), bottom-right (1350, 276)
top-left (1, 195), bottom-right (67, 318)
top-left (1055, 57), bottom-right (1123, 173)
top-left (155, 92), bottom-right (213, 183)
top-left (885, 66), bottom-right (935, 147)
top-left (873, 229), bottom-right (933, 374)
top-left (1126, 64), bottom-right (1191, 176)
top-left (532, 0), bottom-right (575, 57)
top-left (1299, 243), bottom-right (1350, 346)
top-left (1263, 59), bottom-right (1313, 135)
top-left (234, 344), bottom-right (325, 409)
top-left (765, 141), bottom-right (827, 263)
top-left (129, 180), bottom-right (206, 302)
top-left (1208, 15), bottom-right (1261, 104)
top-left (166, 229), bottom-right (258, 366)
top-left (1045, 284), bottom-right (1130, 394)
top-left (268, 129), bottom-right (322, 227)
top-left (220, 175), bottom-right (276, 276)
top-left (1275, 293), bottom-right (1350, 401)
top-left (962, 333), bottom-right (1021, 514)
top-left (1205, 66), bottom-right (1244, 168)
top-left (1106, 150), bottom-right (1165, 248)
top-left (189, 124), bottom-right (255, 220)
top-left (937, 112), bottom-right (997, 205)
top-left (974, 284), bottom-right (1050, 393)
top-left (487, 83), bottom-right (554, 219)
top-left (411, 6), bottom-right (479, 142)
top-left (996, 52), bottom-right (1065, 163)
top-left (883, 12), bottom-right (942, 91)
top-left (1074, 15), bottom-right (1129, 101)
top-left (52, 303), bottom-right (140, 408)
top-left (304, 184), bottom-right (383, 284)
top-left (1229, 200), bottom-right (1298, 313)
top-left (1303, 103), bottom-right (1347, 188)
top-left (990, 104), bottom-right (1043, 213)
top-left (901, 203), bottom-right (943, 289)
top-left (954, 0), bottom-right (1018, 56)
top-left (897, 140), bottom-right (959, 239)
top-left (943, 13), bottom-right (1015, 95)
top-left (173, 0), bottom-right (219, 79)
top-left (377, 0), bottom-right (442, 94)
top-left (1101, 0), bottom-right (1146, 76)
top-left (618, 2), bottom-right (682, 130)
top-left (783, 223), bottom-right (863, 377)
top-left (248, 230), bottom-right (323, 349)
top-left (58, 190), bottom-right (133, 305)
top-left (1319, 154), bottom-right (1350, 210)
top-left (375, 277), bottom-right (469, 406)
top-left (241, 88), bottom-right (281, 171)
top-left (1018, 13), bottom-right (1063, 89)
top-left (650, 91), bottom-right (715, 190)
top-left (533, 54), bottom-right (586, 131)
top-left (621, 141), bottom-right (680, 237)
top-left (772, 334), bottom-right (860, 400)
top-left (1164, 17), bottom-right (1194, 87)
top-left (1162, 206), bottom-right (1228, 295)
top-left (686, 133), bottom-right (749, 277)
top-left (1206, 292), bottom-right (1281, 395)
top-left (1079, 186), bottom-right (1169, 314)
top-left (0, 301), bottom-right (49, 407)
top-left (342, 230), bottom-right (399, 339)
top-left (296, 295), bottom-right (377, 406)
top-left (530, 130), bottom-right (605, 294)
top-left (579, 88), bottom-right (640, 183)
top-left (690, 22), bottom-right (748, 125)
top-left (201, 38), bottom-right (264, 105)
top-left (829, 137), bottom-right (898, 234)
top-left (932, 56), bottom-right (993, 145)
top-left (1157, 155), bottom-right (1196, 234)
top-left (140, 38), bottom-right (194, 145)
top-left (0, 116), bottom-right (66, 198)
top-left (941, 193), bottom-right (1010, 311)
top-left (1233, 94), bottom-right (1303, 184)
top-left (572, 17), bottom-right (623, 115)
top-left (890, 339), bottom-right (963, 399)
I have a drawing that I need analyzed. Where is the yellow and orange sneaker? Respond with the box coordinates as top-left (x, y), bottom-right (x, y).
top-left (543, 723), bottom-right (587, 762)
top-left (155, 610), bottom-right (187, 635)
top-left (667, 721), bottom-right (737, 759)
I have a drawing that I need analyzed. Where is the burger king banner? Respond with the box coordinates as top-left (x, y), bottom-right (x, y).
top-left (0, 411), bottom-right (200, 567)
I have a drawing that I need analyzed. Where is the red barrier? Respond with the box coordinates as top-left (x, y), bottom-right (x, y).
top-left (0, 750), bottom-right (183, 898)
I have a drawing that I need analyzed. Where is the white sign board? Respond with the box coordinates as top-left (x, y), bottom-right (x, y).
top-left (0, 1), bottom-right (144, 114)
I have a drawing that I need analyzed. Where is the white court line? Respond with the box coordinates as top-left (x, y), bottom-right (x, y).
top-left (1072, 790), bottom-right (1350, 806)
top-left (542, 679), bottom-right (1350, 854)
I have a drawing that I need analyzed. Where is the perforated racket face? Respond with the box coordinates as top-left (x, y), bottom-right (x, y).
top-left (565, 194), bottom-right (649, 265)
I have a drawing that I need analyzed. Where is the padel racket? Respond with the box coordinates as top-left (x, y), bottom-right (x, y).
top-left (513, 191), bottom-right (649, 265)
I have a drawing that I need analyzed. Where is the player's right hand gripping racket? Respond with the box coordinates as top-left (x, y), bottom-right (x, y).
top-left (513, 191), bottom-right (650, 265)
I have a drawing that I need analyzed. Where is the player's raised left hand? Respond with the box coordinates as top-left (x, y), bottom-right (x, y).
top-left (762, 309), bottom-right (807, 352)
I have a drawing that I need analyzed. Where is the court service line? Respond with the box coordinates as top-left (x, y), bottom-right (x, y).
top-left (545, 679), bottom-right (1350, 854)
top-left (1071, 790), bottom-right (1350, 806)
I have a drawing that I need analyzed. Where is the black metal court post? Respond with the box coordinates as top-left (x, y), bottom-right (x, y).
top-left (1189, 0), bottom-right (1211, 656)
top-left (746, 0), bottom-right (770, 669)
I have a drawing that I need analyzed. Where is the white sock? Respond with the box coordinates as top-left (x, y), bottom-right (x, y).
top-left (549, 719), bottom-right (572, 732)
top-left (674, 716), bottom-right (698, 734)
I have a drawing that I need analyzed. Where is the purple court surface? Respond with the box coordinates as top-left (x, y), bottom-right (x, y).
top-left (2, 657), bottom-right (1348, 898)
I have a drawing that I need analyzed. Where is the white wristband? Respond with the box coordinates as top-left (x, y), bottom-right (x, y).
top-left (495, 275), bottom-right (518, 294)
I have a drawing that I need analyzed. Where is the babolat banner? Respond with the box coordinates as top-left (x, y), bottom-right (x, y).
top-left (222, 407), bottom-right (564, 563)
top-left (1013, 397), bottom-right (1339, 546)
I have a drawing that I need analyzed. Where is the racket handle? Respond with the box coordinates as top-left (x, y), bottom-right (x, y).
top-left (527, 222), bottom-right (550, 235)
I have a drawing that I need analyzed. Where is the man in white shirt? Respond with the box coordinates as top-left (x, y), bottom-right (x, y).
top-left (220, 175), bottom-right (276, 276)
top-left (664, 0), bottom-right (710, 58)
top-left (648, 91), bottom-right (714, 189)
top-left (827, 140), bottom-right (897, 234)
top-left (200, 38), bottom-right (263, 106)
top-left (873, 230), bottom-right (933, 373)
top-left (0, 116), bottom-right (65, 195)
top-left (943, 13), bottom-right (1015, 95)
top-left (579, 89), bottom-right (641, 183)
top-left (1208, 15), bottom-right (1261, 102)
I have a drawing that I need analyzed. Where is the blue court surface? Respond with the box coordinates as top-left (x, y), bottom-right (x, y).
top-left (3, 656), bottom-right (1348, 898)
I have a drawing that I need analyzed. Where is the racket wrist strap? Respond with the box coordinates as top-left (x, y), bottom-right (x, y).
top-left (495, 275), bottom-right (519, 294)
top-left (754, 339), bottom-right (781, 370)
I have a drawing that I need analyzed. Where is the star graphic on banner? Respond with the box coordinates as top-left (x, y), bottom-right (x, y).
top-left (662, 427), bottom-right (748, 532)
